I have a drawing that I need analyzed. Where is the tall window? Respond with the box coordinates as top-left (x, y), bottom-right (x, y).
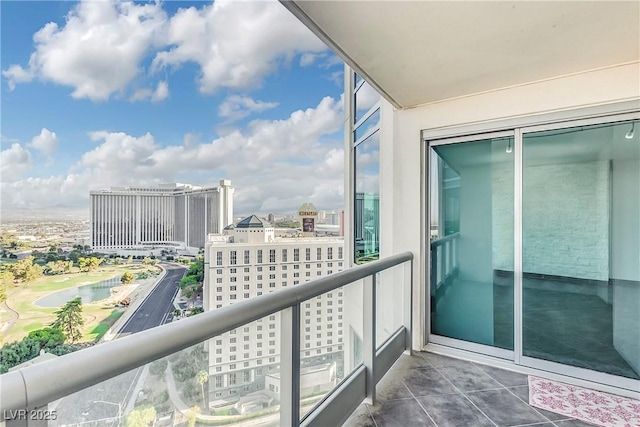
top-left (230, 250), bottom-right (237, 265)
top-left (317, 247), bottom-right (322, 261)
top-left (257, 250), bottom-right (262, 263)
top-left (244, 250), bottom-right (250, 264)
top-left (305, 248), bottom-right (311, 261)
top-left (269, 249), bottom-right (276, 263)
top-left (351, 70), bottom-right (381, 264)
top-left (328, 247), bottom-right (333, 260)
top-left (216, 251), bottom-right (222, 266)
top-left (294, 248), bottom-right (300, 261)
top-left (282, 249), bottom-right (287, 262)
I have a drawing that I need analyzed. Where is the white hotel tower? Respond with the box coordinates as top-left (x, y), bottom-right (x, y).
top-left (90, 180), bottom-right (233, 253)
top-left (204, 214), bottom-right (344, 402)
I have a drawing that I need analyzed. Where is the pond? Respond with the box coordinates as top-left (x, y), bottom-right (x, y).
top-left (35, 276), bottom-right (123, 308)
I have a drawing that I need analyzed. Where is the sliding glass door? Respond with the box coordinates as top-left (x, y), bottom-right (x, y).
top-left (521, 119), bottom-right (640, 381)
top-left (427, 115), bottom-right (640, 388)
top-left (429, 132), bottom-right (514, 356)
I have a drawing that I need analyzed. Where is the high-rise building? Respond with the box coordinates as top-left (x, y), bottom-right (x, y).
top-left (90, 180), bottom-right (233, 253)
top-left (204, 214), bottom-right (345, 402)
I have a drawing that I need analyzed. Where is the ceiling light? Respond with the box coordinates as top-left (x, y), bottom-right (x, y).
top-left (625, 122), bottom-right (635, 139)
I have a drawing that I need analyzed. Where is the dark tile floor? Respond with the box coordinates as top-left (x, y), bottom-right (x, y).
top-left (343, 352), bottom-right (599, 427)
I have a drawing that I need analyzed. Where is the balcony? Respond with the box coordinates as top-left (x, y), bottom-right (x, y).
top-left (1, 253), bottom-right (414, 427)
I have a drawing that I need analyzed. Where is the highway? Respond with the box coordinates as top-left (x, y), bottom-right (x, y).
top-left (53, 262), bottom-right (187, 425)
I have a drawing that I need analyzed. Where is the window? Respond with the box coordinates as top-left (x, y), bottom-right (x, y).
top-left (244, 293), bottom-right (249, 298)
top-left (216, 296), bottom-right (222, 301)
top-left (294, 248), bottom-right (300, 261)
top-left (317, 263), bottom-right (322, 268)
top-left (257, 250), bottom-right (263, 263)
top-left (244, 267), bottom-right (250, 273)
top-left (257, 274), bottom-right (262, 280)
top-left (230, 268), bottom-right (236, 274)
top-left (216, 269), bottom-right (222, 274)
top-left (230, 250), bottom-right (237, 265)
top-left (216, 278), bottom-right (222, 284)
top-left (257, 266), bottom-right (262, 272)
top-left (294, 265), bottom-right (299, 270)
top-left (229, 373), bottom-right (236, 385)
top-left (306, 248), bottom-right (311, 261)
top-left (244, 276), bottom-right (250, 281)
top-left (269, 249), bottom-right (276, 263)
top-left (244, 284), bottom-right (250, 290)
top-left (269, 266), bottom-right (276, 271)
top-left (216, 251), bottom-right (222, 266)
top-left (269, 274), bottom-right (275, 279)
top-left (215, 376), bottom-right (223, 388)
top-left (244, 250), bottom-right (250, 264)
top-left (230, 285), bottom-right (237, 291)
top-left (282, 249), bottom-right (287, 262)
top-left (230, 277), bottom-right (237, 282)
top-left (243, 371), bottom-right (250, 382)
top-left (338, 247), bottom-right (343, 260)
top-left (317, 248), bottom-right (322, 260)
top-left (294, 272), bottom-right (299, 278)
top-left (328, 247), bottom-right (333, 260)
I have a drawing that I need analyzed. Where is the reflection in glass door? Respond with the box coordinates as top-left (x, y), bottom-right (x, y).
top-left (522, 120), bottom-right (640, 380)
top-left (429, 135), bottom-right (514, 351)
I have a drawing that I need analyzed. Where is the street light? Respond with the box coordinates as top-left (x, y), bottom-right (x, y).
top-left (91, 400), bottom-right (122, 427)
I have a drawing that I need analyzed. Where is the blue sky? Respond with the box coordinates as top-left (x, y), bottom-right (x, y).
top-left (0, 0), bottom-right (377, 216)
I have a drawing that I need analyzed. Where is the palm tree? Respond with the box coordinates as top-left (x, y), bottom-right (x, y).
top-left (196, 370), bottom-right (209, 408)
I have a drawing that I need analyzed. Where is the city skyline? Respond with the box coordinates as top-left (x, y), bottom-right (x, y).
top-left (0, 0), bottom-right (377, 217)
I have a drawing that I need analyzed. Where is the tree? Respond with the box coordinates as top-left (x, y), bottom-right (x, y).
top-left (149, 359), bottom-right (168, 377)
top-left (51, 297), bottom-right (85, 343)
top-left (196, 370), bottom-right (208, 408)
top-left (27, 327), bottom-right (66, 350)
top-left (78, 257), bottom-right (101, 272)
top-left (142, 256), bottom-right (152, 266)
top-left (121, 272), bottom-right (134, 285)
top-left (126, 406), bottom-right (156, 427)
top-left (127, 255), bottom-right (133, 264)
top-left (186, 406), bottom-right (200, 427)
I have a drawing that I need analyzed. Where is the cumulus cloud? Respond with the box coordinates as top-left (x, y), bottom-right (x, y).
top-left (2, 96), bottom-right (345, 213)
top-left (1, 143), bottom-right (32, 179)
top-left (28, 128), bottom-right (60, 156)
top-left (3, 0), bottom-right (329, 101)
top-left (218, 95), bottom-right (278, 122)
top-left (3, 1), bottom-right (168, 101)
top-left (151, 0), bottom-right (327, 93)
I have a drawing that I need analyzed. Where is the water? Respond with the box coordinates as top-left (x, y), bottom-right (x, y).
top-left (35, 276), bottom-right (123, 308)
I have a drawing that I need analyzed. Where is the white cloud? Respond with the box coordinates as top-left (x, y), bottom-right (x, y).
top-left (2, 65), bottom-right (34, 90)
top-left (152, 0), bottom-right (327, 93)
top-left (130, 81), bottom-right (169, 102)
top-left (218, 95), bottom-right (278, 122)
top-left (4, 1), bottom-right (167, 101)
top-left (300, 53), bottom-right (318, 67)
top-left (1, 143), bottom-right (32, 179)
top-left (29, 128), bottom-right (60, 156)
top-left (2, 96), bottom-right (345, 213)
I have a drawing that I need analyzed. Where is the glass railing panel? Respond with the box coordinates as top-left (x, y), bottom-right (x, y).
top-left (376, 263), bottom-right (406, 348)
top-left (298, 280), bottom-right (362, 420)
top-left (48, 315), bottom-right (282, 426)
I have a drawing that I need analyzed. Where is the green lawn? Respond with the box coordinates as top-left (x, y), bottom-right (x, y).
top-left (2, 264), bottom-right (159, 344)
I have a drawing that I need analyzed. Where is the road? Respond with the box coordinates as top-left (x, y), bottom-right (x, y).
top-left (117, 263), bottom-right (186, 336)
top-left (54, 263), bottom-right (187, 426)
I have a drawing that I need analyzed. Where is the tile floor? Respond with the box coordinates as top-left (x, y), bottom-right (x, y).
top-left (343, 352), bottom-right (599, 427)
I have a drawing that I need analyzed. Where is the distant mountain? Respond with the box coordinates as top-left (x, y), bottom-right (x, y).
top-left (1, 205), bottom-right (89, 221)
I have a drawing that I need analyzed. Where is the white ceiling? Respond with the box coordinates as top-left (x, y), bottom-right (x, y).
top-left (284, 1), bottom-right (640, 109)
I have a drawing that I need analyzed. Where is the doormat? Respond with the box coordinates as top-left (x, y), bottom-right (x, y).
top-left (529, 376), bottom-right (640, 427)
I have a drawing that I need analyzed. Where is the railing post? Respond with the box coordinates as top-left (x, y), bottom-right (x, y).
top-left (404, 259), bottom-right (413, 355)
top-left (363, 274), bottom-right (376, 405)
top-left (280, 305), bottom-right (301, 427)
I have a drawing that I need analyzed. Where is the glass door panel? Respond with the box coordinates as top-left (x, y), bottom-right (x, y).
top-left (522, 120), bottom-right (640, 379)
top-left (430, 136), bottom-right (514, 350)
